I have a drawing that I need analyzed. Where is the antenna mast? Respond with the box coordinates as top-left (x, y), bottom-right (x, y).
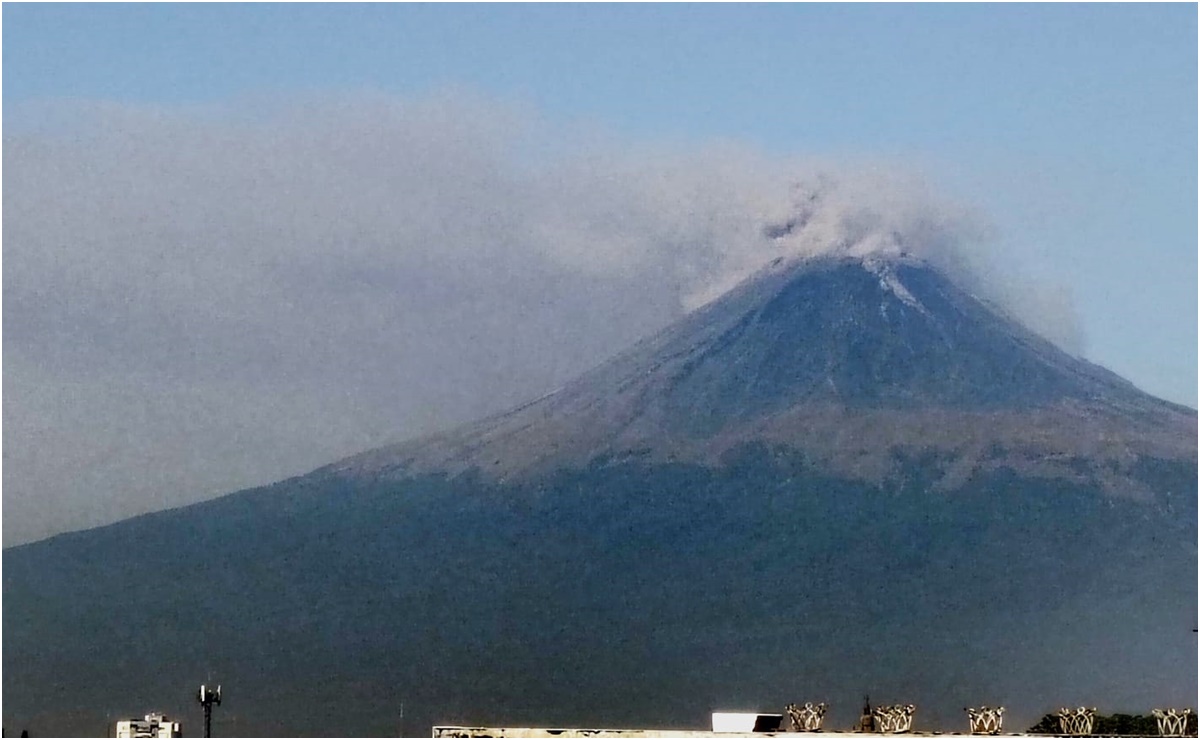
top-left (197, 684), bottom-right (222, 738)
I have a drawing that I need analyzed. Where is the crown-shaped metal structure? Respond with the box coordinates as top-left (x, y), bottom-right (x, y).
top-left (965, 706), bottom-right (1006, 735)
top-left (1152, 708), bottom-right (1194, 738)
top-left (786, 702), bottom-right (828, 732)
top-left (1057, 707), bottom-right (1096, 736)
top-left (873, 704), bottom-right (916, 734)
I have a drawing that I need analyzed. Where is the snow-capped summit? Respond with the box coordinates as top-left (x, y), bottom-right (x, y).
top-left (336, 251), bottom-right (1193, 495)
top-left (6, 244), bottom-right (1194, 738)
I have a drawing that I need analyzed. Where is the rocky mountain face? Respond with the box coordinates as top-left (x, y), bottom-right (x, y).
top-left (337, 253), bottom-right (1193, 496)
top-left (4, 253), bottom-right (1195, 737)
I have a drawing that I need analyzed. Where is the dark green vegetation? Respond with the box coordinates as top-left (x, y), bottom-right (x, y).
top-left (4, 447), bottom-right (1195, 736)
top-left (1027, 713), bottom-right (1199, 736)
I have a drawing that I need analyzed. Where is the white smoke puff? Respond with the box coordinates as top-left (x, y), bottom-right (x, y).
top-left (4, 91), bottom-right (1087, 543)
top-left (679, 168), bottom-right (986, 306)
top-left (666, 164), bottom-right (1083, 355)
top-left (5, 93), bottom-right (1079, 363)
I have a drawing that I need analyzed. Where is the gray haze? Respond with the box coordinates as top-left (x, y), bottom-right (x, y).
top-left (4, 92), bottom-right (1096, 544)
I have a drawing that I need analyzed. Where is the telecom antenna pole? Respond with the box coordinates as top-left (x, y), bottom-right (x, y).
top-left (198, 684), bottom-right (222, 738)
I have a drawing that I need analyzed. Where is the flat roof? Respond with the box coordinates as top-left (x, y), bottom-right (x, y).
top-left (432, 729), bottom-right (1170, 739)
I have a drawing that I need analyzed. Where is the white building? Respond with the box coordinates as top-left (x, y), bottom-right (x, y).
top-left (114, 713), bottom-right (182, 738)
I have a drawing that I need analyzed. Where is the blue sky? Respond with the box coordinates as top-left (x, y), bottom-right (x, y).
top-left (3, 3), bottom-right (1196, 542)
top-left (6, 3), bottom-right (1194, 398)
top-left (4, 4), bottom-right (1194, 154)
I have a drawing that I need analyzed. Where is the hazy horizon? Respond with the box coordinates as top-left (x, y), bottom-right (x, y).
top-left (4, 4), bottom-right (1195, 545)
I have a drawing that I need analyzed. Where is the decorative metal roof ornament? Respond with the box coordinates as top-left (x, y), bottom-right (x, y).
top-left (1058, 707), bottom-right (1096, 736)
top-left (873, 704), bottom-right (916, 734)
top-left (965, 706), bottom-right (1006, 735)
top-left (1152, 708), bottom-right (1194, 738)
top-left (786, 702), bottom-right (828, 732)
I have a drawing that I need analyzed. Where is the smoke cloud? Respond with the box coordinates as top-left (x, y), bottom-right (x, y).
top-left (3, 91), bottom-right (1081, 544)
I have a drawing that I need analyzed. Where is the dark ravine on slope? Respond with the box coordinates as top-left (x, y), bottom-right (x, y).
top-left (4, 253), bottom-right (1196, 737)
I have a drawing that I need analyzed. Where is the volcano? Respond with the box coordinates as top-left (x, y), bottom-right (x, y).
top-left (336, 253), bottom-right (1193, 495)
top-left (4, 253), bottom-right (1195, 737)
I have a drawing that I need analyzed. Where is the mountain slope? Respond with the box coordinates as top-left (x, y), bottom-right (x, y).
top-left (336, 254), bottom-right (1193, 494)
top-left (3, 252), bottom-right (1195, 737)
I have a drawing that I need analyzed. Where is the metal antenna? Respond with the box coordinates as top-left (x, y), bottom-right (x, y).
top-left (198, 683), bottom-right (222, 738)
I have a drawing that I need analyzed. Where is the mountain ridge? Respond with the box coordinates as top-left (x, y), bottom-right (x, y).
top-left (3, 248), bottom-right (1194, 737)
top-left (329, 252), bottom-right (1194, 496)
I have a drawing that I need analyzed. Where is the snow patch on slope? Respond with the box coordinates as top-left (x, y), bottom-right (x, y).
top-left (863, 255), bottom-right (931, 318)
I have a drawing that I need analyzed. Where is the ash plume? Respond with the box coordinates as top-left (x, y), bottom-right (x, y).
top-left (3, 91), bottom-right (1081, 543)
